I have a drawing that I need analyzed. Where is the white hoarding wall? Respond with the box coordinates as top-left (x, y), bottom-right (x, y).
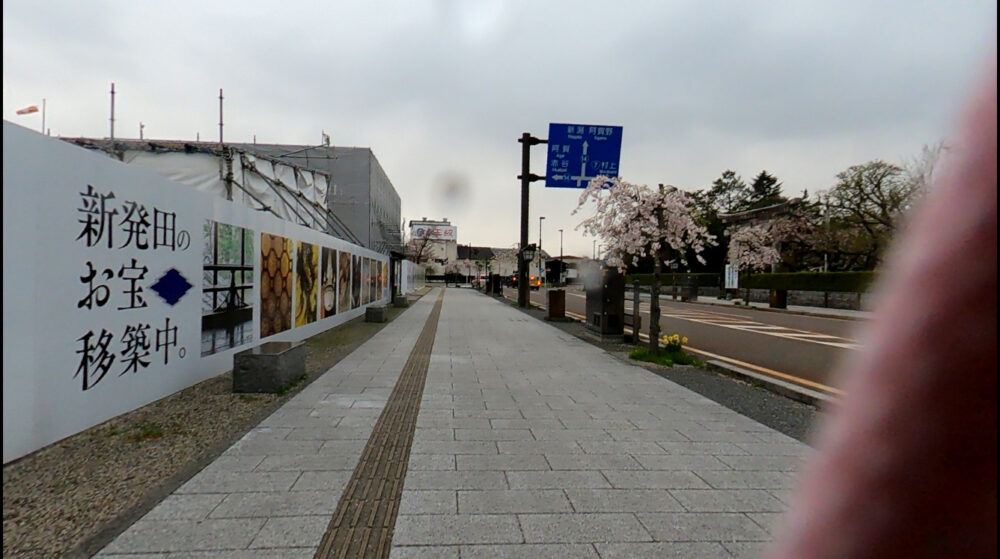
top-left (399, 260), bottom-right (426, 295)
top-left (2, 122), bottom-right (389, 464)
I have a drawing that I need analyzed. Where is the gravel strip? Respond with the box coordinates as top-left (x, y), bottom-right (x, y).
top-left (2, 292), bottom-right (427, 559)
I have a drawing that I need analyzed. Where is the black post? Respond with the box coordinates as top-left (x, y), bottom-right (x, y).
top-left (518, 133), bottom-right (531, 308)
top-left (517, 133), bottom-right (547, 307)
top-left (632, 279), bottom-right (641, 345)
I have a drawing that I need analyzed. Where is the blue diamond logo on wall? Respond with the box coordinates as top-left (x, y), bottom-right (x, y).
top-left (151, 268), bottom-right (193, 306)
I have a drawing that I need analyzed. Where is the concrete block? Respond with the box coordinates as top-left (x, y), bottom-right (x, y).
top-left (394, 295), bottom-right (410, 307)
top-left (233, 341), bottom-right (305, 393)
top-left (366, 305), bottom-right (389, 322)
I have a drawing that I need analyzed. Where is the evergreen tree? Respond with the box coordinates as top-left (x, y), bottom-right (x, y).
top-left (707, 170), bottom-right (750, 214)
top-left (747, 170), bottom-right (786, 209)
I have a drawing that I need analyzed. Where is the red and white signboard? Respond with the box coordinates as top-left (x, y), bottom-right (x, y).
top-left (410, 224), bottom-right (457, 241)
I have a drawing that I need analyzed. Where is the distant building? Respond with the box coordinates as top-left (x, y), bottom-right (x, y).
top-left (408, 217), bottom-right (458, 275)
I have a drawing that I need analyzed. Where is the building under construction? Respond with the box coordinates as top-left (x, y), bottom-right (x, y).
top-left (61, 138), bottom-right (403, 256)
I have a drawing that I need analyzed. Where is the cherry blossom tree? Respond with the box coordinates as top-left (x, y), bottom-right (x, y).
top-left (490, 248), bottom-right (518, 277)
top-left (574, 176), bottom-right (715, 350)
top-left (405, 236), bottom-right (433, 265)
top-left (727, 223), bottom-right (781, 273)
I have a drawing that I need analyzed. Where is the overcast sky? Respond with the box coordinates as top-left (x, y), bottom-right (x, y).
top-left (4, 1), bottom-right (996, 257)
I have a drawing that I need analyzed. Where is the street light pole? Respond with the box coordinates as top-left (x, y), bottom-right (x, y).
top-left (559, 229), bottom-right (564, 285)
top-left (539, 216), bottom-right (545, 281)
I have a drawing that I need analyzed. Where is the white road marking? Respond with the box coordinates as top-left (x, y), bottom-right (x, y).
top-left (530, 291), bottom-right (861, 349)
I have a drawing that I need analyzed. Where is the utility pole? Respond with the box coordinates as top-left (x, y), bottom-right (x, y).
top-left (109, 83), bottom-right (115, 140)
top-left (517, 132), bottom-right (546, 308)
top-left (139, 122), bottom-right (145, 140)
top-left (218, 88), bottom-right (224, 147)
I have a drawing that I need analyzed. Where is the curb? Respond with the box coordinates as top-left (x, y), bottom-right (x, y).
top-left (705, 359), bottom-right (836, 407)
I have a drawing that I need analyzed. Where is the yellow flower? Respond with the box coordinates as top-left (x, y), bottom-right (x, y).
top-left (682, 337), bottom-right (689, 345)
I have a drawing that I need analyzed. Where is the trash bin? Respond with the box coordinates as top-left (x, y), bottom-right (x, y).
top-left (680, 276), bottom-right (699, 302)
top-left (769, 289), bottom-right (788, 309)
top-left (547, 289), bottom-right (565, 319)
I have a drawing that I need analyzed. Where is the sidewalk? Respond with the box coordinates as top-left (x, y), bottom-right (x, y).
top-left (97, 287), bottom-right (810, 558)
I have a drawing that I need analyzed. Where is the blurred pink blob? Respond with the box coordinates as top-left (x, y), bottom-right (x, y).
top-left (766, 59), bottom-right (997, 558)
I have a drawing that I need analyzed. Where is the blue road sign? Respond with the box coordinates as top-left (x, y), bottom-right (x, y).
top-left (545, 123), bottom-right (623, 188)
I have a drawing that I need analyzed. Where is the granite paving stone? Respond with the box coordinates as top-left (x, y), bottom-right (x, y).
top-left (208, 491), bottom-right (337, 518)
top-left (670, 489), bottom-right (788, 513)
top-left (456, 454), bottom-right (551, 471)
top-left (506, 471), bottom-right (612, 489)
top-left (457, 489), bottom-right (572, 514)
top-left (603, 470), bottom-right (712, 490)
top-left (460, 544), bottom-right (600, 558)
top-left (140, 494), bottom-right (227, 521)
top-left (544, 454), bottom-right (644, 471)
top-left (398, 490), bottom-right (458, 515)
top-left (633, 454), bottom-right (732, 471)
top-left (716, 454), bottom-right (806, 471)
top-left (723, 540), bottom-right (770, 558)
top-left (99, 519), bottom-right (267, 554)
top-left (288, 470), bottom-right (353, 491)
top-left (496, 441), bottom-right (583, 454)
top-left (404, 470), bottom-right (509, 490)
top-left (391, 514), bottom-right (523, 545)
top-left (407, 453), bottom-right (457, 471)
top-left (247, 515), bottom-right (331, 549)
top-left (595, 542), bottom-right (734, 558)
top-left (253, 453), bottom-right (360, 471)
top-left (518, 513), bottom-right (652, 543)
top-left (95, 288), bottom-right (812, 558)
top-left (388, 547), bottom-right (461, 559)
top-left (577, 441), bottom-right (667, 455)
top-left (696, 470), bottom-right (799, 490)
top-left (564, 489), bottom-right (686, 513)
top-left (637, 512), bottom-right (772, 542)
top-left (174, 471), bottom-right (301, 494)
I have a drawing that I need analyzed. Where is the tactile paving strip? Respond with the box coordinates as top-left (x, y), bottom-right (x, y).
top-left (314, 290), bottom-right (445, 559)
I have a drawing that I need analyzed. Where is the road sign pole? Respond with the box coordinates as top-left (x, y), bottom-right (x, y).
top-left (516, 133), bottom-right (546, 308)
top-left (518, 133), bottom-right (531, 308)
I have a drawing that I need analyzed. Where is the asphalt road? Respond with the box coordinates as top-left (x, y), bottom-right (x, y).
top-left (503, 286), bottom-right (863, 392)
